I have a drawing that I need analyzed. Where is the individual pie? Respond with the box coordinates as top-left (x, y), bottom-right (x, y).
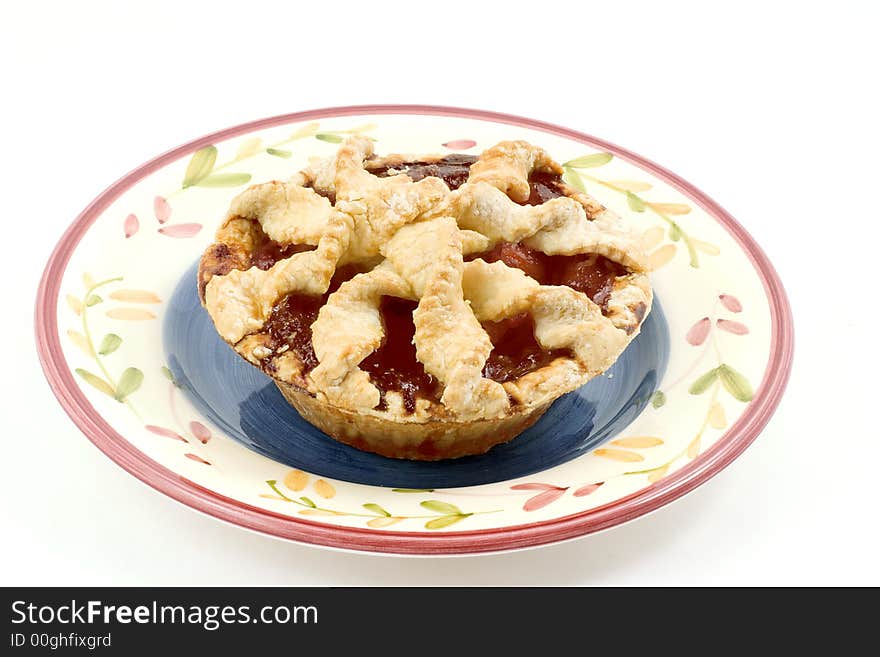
top-left (198, 137), bottom-right (653, 460)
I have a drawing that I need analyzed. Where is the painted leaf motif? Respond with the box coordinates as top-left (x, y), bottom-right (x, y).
top-left (510, 483), bottom-right (558, 491)
top-left (611, 436), bottom-right (664, 448)
top-left (651, 390), bottom-right (666, 408)
top-left (668, 224), bottom-right (682, 242)
top-left (145, 425), bottom-right (187, 442)
top-left (420, 500), bottom-right (462, 515)
top-left (442, 139), bottom-right (476, 149)
top-left (161, 365), bottom-right (177, 385)
top-left (709, 401), bottom-right (727, 429)
top-left (266, 147), bottom-right (292, 158)
top-left (717, 319), bottom-right (749, 335)
top-left (182, 145), bottom-right (217, 187)
top-left (85, 295), bottom-right (102, 306)
top-left (573, 482), bottom-right (604, 497)
top-left (363, 503), bottom-right (390, 517)
top-left (686, 317), bottom-right (711, 345)
top-left (646, 244), bottom-right (677, 269)
top-left (687, 245), bottom-right (700, 269)
top-left (106, 308), bottom-right (156, 320)
top-left (67, 294), bottom-right (83, 315)
top-left (647, 465), bottom-right (669, 483)
top-left (347, 123), bottom-right (378, 134)
top-left (608, 179), bottom-right (652, 192)
top-left (66, 330), bottom-right (93, 356)
top-left (687, 436), bottom-right (701, 459)
top-left (109, 289), bottom-right (161, 304)
top-left (719, 294), bottom-right (743, 312)
top-left (290, 122), bottom-right (320, 139)
top-left (648, 202), bottom-right (691, 215)
top-left (594, 448), bottom-right (645, 462)
top-left (284, 469), bottom-right (309, 491)
top-left (184, 453), bottom-right (211, 465)
top-left (158, 223), bottom-right (202, 238)
top-left (196, 173), bottom-right (252, 187)
top-left (562, 167), bottom-right (587, 193)
top-left (75, 369), bottom-right (115, 397)
top-left (189, 421), bottom-right (211, 444)
top-left (124, 213), bottom-right (139, 238)
top-left (299, 496), bottom-right (317, 508)
top-left (260, 494), bottom-right (286, 502)
top-left (315, 133), bottom-right (344, 143)
top-left (313, 479), bottom-right (336, 499)
top-left (641, 226), bottom-right (665, 250)
top-left (425, 515), bottom-right (467, 530)
top-left (115, 367), bottom-right (143, 400)
top-left (626, 191), bottom-right (646, 212)
top-left (299, 509), bottom-right (340, 517)
top-left (368, 516), bottom-right (403, 528)
top-left (236, 136), bottom-right (263, 159)
top-left (718, 364), bottom-right (754, 402)
top-left (153, 196), bottom-right (171, 224)
top-left (98, 333), bottom-right (122, 355)
top-left (693, 239), bottom-right (721, 256)
top-left (523, 488), bottom-right (566, 511)
top-left (563, 152), bottom-right (613, 168)
top-left (689, 368), bottom-right (719, 395)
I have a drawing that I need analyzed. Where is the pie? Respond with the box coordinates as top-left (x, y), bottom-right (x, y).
top-left (198, 137), bottom-right (652, 460)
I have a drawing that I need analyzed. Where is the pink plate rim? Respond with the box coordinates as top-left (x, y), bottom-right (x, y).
top-left (35, 105), bottom-right (794, 555)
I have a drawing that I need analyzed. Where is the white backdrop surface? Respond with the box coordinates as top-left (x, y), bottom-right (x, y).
top-left (1, 0), bottom-right (876, 585)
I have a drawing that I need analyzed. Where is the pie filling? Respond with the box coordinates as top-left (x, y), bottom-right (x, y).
top-left (251, 159), bottom-right (627, 414)
top-left (250, 229), bottom-right (315, 270)
top-left (358, 300), bottom-right (574, 411)
top-left (481, 313), bottom-right (572, 383)
top-left (264, 293), bottom-right (322, 372)
top-left (468, 241), bottom-right (627, 309)
top-left (260, 264), bottom-right (366, 375)
top-left (359, 297), bottom-right (439, 413)
top-left (367, 154), bottom-right (477, 190)
top-left (262, 291), bottom-right (575, 414)
top-left (199, 221), bottom-right (315, 298)
top-left (262, 293), bottom-right (441, 413)
top-left (367, 155), bottom-right (567, 204)
top-left (522, 170), bottom-right (566, 206)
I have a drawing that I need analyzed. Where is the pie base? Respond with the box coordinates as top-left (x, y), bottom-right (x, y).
top-left (276, 381), bottom-right (550, 461)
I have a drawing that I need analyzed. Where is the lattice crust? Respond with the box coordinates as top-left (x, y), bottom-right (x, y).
top-left (202, 137), bottom-right (653, 423)
top-left (230, 177), bottom-right (332, 246)
top-left (389, 218), bottom-right (509, 420)
top-left (310, 264), bottom-right (412, 411)
top-left (306, 138), bottom-right (451, 263)
top-left (204, 208), bottom-right (352, 343)
top-left (466, 140), bottom-right (562, 202)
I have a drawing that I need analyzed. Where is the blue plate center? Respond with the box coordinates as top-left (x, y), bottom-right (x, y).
top-left (164, 261), bottom-right (669, 488)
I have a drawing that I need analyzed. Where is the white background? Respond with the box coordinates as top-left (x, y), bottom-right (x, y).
top-left (1, 0), bottom-right (877, 586)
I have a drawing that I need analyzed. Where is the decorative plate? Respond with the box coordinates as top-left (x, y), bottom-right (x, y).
top-left (36, 106), bottom-right (793, 555)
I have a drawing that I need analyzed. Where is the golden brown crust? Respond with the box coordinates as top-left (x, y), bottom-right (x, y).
top-left (198, 138), bottom-right (653, 459)
top-left (277, 381), bottom-right (550, 461)
top-left (467, 141), bottom-right (562, 203)
top-left (197, 218), bottom-right (263, 301)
